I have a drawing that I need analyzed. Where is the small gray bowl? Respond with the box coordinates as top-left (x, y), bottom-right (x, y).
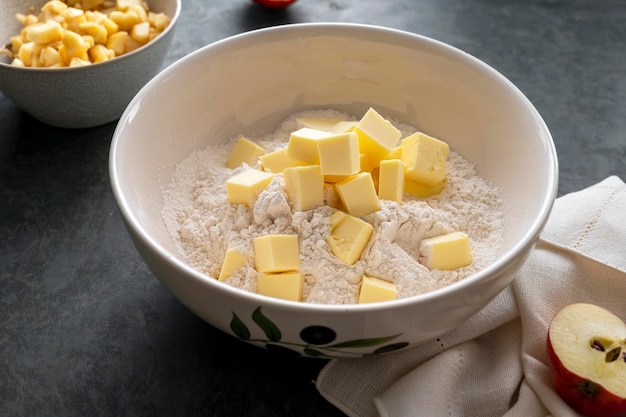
top-left (0, 0), bottom-right (180, 129)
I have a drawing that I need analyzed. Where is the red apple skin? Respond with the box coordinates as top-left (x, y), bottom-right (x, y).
top-left (251, 0), bottom-right (297, 9)
top-left (547, 335), bottom-right (626, 417)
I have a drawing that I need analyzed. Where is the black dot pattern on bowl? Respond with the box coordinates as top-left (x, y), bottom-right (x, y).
top-left (299, 325), bottom-right (337, 345)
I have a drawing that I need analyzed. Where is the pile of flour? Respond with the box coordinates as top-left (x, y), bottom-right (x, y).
top-left (161, 109), bottom-right (505, 304)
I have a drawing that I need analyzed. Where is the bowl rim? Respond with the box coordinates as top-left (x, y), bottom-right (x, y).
top-left (109, 22), bottom-right (559, 313)
top-left (0, 0), bottom-right (181, 72)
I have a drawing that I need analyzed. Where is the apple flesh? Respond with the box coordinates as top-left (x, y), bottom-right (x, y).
top-left (547, 303), bottom-right (626, 417)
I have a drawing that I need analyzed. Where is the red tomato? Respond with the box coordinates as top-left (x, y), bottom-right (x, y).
top-left (252, 0), bottom-right (298, 9)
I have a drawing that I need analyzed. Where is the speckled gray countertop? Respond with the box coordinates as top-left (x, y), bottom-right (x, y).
top-left (1, 1), bottom-right (625, 416)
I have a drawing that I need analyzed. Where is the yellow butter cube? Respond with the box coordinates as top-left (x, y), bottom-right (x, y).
top-left (378, 159), bottom-right (405, 203)
top-left (218, 247), bottom-right (249, 282)
top-left (330, 120), bottom-right (357, 134)
top-left (253, 235), bottom-right (300, 273)
top-left (354, 107), bottom-right (401, 165)
top-left (296, 117), bottom-right (345, 131)
top-left (256, 271), bottom-right (304, 302)
top-left (259, 147), bottom-right (306, 173)
top-left (419, 231), bottom-right (472, 270)
top-left (384, 145), bottom-right (402, 160)
top-left (226, 136), bottom-right (267, 169)
top-left (358, 276), bottom-right (398, 304)
top-left (405, 178), bottom-right (446, 198)
top-left (327, 210), bottom-right (374, 265)
top-left (286, 127), bottom-right (331, 165)
top-left (324, 174), bottom-right (349, 183)
top-left (318, 132), bottom-right (360, 176)
top-left (284, 165), bottom-right (324, 211)
top-left (335, 172), bottom-right (381, 217)
top-left (226, 169), bottom-right (274, 207)
top-left (359, 153), bottom-right (376, 173)
top-left (401, 132), bottom-right (450, 186)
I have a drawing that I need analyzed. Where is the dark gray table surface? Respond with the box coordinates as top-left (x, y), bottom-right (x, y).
top-left (2, 0), bottom-right (625, 416)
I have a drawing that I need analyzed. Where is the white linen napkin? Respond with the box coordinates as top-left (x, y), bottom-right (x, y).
top-left (316, 175), bottom-right (626, 417)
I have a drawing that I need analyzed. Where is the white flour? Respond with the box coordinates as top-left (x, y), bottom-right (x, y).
top-left (161, 109), bottom-right (504, 304)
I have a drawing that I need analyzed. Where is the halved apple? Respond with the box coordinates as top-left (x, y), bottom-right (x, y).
top-left (251, 0), bottom-right (297, 9)
top-left (547, 303), bottom-right (626, 417)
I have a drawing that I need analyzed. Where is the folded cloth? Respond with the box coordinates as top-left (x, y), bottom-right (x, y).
top-left (316, 175), bottom-right (626, 417)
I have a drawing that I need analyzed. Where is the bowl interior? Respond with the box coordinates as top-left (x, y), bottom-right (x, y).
top-left (111, 24), bottom-right (557, 303)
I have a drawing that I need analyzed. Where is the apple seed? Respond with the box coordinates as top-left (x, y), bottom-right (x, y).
top-left (605, 346), bottom-right (621, 362)
top-left (591, 339), bottom-right (606, 351)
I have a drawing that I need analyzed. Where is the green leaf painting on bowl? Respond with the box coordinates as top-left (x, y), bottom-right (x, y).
top-left (230, 307), bottom-right (409, 358)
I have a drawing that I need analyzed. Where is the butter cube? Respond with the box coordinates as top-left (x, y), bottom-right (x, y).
top-left (297, 117), bottom-right (345, 131)
top-left (226, 169), bottom-right (274, 207)
top-left (358, 276), bottom-right (398, 304)
top-left (359, 153), bottom-right (376, 173)
top-left (335, 172), bottom-right (381, 217)
top-left (324, 174), bottom-right (350, 183)
top-left (259, 147), bottom-right (306, 173)
top-left (226, 136), bottom-right (267, 169)
top-left (401, 132), bottom-right (449, 186)
top-left (253, 235), bottom-right (300, 273)
top-left (405, 178), bottom-right (446, 198)
top-left (284, 165), bottom-right (324, 211)
top-left (256, 271), bottom-right (304, 302)
top-left (327, 210), bottom-right (374, 265)
top-left (378, 159), bottom-right (405, 203)
top-left (287, 127), bottom-right (331, 164)
top-left (330, 120), bottom-right (357, 134)
top-left (218, 247), bottom-right (249, 282)
top-left (419, 231), bottom-right (472, 270)
top-left (318, 132), bottom-right (360, 176)
top-left (384, 145), bottom-right (402, 160)
top-left (354, 108), bottom-right (401, 165)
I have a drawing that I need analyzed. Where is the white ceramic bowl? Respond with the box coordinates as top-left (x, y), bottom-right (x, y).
top-left (0, 0), bottom-right (180, 129)
top-left (110, 23), bottom-right (558, 358)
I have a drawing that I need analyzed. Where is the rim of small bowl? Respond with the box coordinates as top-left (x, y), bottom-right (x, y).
top-left (110, 22), bottom-right (559, 314)
top-left (0, 0), bottom-right (181, 72)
